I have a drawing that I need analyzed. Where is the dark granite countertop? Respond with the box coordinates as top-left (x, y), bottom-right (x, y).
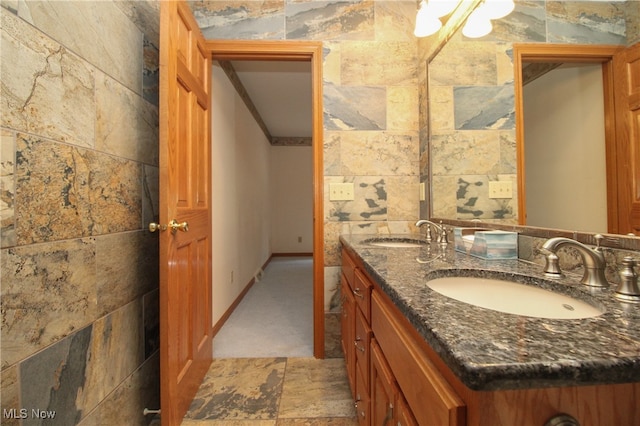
top-left (340, 234), bottom-right (640, 391)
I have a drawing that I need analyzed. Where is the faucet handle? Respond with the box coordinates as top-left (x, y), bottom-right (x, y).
top-left (543, 252), bottom-right (563, 277)
top-left (594, 234), bottom-right (603, 250)
top-left (615, 256), bottom-right (640, 303)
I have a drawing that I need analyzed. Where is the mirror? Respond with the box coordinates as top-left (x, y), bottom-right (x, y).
top-left (425, 0), bottom-right (637, 239)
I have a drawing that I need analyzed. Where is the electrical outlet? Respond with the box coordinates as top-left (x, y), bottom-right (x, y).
top-left (419, 182), bottom-right (426, 201)
top-left (488, 181), bottom-right (513, 199)
top-left (298, 236), bottom-right (302, 243)
top-left (329, 182), bottom-right (355, 201)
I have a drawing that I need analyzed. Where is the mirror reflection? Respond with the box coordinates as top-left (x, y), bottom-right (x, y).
top-left (425, 0), bottom-right (639, 237)
top-left (522, 61), bottom-right (607, 233)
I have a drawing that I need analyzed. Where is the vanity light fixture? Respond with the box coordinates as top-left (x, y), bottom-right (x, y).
top-left (461, 8), bottom-right (493, 38)
top-left (481, 0), bottom-right (515, 20)
top-left (414, 0), bottom-right (515, 39)
top-left (462, 0), bottom-right (515, 38)
top-left (414, 0), bottom-right (442, 37)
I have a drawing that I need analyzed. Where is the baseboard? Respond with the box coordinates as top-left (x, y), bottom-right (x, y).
top-left (272, 252), bottom-right (313, 257)
top-left (211, 256), bottom-right (274, 338)
top-left (212, 277), bottom-right (255, 338)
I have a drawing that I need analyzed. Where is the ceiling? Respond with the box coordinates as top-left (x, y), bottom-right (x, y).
top-left (229, 60), bottom-right (313, 138)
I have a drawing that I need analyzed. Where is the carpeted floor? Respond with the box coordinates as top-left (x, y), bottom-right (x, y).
top-left (213, 256), bottom-right (314, 358)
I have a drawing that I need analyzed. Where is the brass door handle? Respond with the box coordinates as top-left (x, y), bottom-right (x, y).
top-left (148, 222), bottom-right (166, 232)
top-left (169, 219), bottom-right (189, 233)
top-left (149, 220), bottom-right (189, 234)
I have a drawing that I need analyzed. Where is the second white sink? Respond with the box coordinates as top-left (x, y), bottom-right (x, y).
top-left (427, 276), bottom-right (603, 319)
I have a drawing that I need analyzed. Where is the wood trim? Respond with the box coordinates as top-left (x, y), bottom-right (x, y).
top-left (211, 276), bottom-right (257, 338)
top-left (207, 40), bottom-right (325, 358)
top-left (271, 137), bottom-right (312, 146)
top-left (212, 255), bottom-right (272, 337)
top-left (513, 43), bottom-right (623, 229)
top-left (206, 40), bottom-right (321, 60)
top-left (218, 60), bottom-right (272, 142)
top-left (271, 252), bottom-right (314, 257)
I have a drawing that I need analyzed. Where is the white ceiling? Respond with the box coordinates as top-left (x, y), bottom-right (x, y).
top-left (230, 60), bottom-right (312, 138)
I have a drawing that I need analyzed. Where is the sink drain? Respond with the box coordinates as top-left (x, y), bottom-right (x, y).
top-left (562, 304), bottom-right (575, 311)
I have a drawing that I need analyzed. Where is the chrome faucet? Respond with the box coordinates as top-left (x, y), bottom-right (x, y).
top-left (416, 219), bottom-right (448, 246)
top-left (540, 235), bottom-right (608, 287)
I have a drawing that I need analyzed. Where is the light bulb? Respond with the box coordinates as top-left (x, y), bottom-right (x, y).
top-left (414, 0), bottom-right (442, 37)
top-left (480, 0), bottom-right (515, 20)
top-left (462, 11), bottom-right (493, 38)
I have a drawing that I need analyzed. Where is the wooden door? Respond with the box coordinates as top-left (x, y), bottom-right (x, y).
top-left (614, 42), bottom-right (640, 235)
top-left (158, 1), bottom-right (212, 424)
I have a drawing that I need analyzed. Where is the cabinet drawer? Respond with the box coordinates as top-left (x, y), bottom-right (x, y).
top-left (354, 308), bottom-right (372, 392)
top-left (341, 248), bottom-right (356, 289)
top-left (353, 269), bottom-right (372, 321)
top-left (371, 291), bottom-right (465, 426)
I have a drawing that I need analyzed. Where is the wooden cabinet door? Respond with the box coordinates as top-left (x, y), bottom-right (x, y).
top-left (371, 291), bottom-right (465, 426)
top-left (355, 307), bottom-right (372, 394)
top-left (159, 1), bottom-right (212, 424)
top-left (371, 339), bottom-right (397, 426)
top-left (613, 42), bottom-right (640, 235)
top-left (341, 273), bottom-right (356, 398)
top-left (396, 392), bottom-right (419, 426)
top-left (355, 364), bottom-right (371, 426)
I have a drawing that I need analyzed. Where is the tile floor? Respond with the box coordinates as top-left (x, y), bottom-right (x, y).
top-left (182, 357), bottom-right (357, 425)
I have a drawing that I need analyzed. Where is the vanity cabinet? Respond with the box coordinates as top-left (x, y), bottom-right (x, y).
top-left (341, 247), bottom-right (465, 426)
top-left (341, 244), bottom-right (640, 426)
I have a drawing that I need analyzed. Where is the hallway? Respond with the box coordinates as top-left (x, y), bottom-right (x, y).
top-left (213, 257), bottom-right (314, 358)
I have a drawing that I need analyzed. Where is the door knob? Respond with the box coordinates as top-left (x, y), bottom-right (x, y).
top-left (148, 220), bottom-right (189, 234)
top-left (148, 222), bottom-right (166, 232)
top-left (169, 219), bottom-right (189, 233)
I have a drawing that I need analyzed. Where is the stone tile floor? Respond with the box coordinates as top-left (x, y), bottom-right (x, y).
top-left (181, 357), bottom-right (357, 425)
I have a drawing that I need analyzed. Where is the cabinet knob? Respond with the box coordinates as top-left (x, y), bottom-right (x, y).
top-left (545, 413), bottom-right (580, 426)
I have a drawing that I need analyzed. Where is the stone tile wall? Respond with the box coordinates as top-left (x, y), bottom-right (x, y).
top-left (0, 1), bottom-right (160, 425)
top-left (422, 0), bottom-right (632, 222)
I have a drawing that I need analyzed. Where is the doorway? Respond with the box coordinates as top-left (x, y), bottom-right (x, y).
top-left (207, 40), bottom-right (325, 358)
top-left (513, 44), bottom-right (621, 234)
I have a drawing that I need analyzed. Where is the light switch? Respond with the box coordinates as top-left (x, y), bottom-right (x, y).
top-left (488, 181), bottom-right (513, 199)
top-left (329, 182), bottom-right (355, 201)
top-left (419, 182), bottom-right (426, 201)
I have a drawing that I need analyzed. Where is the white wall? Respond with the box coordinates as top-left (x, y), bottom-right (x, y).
top-left (270, 146), bottom-right (313, 253)
top-left (523, 65), bottom-right (607, 232)
top-left (211, 61), bottom-right (272, 325)
top-left (210, 62), bottom-right (315, 325)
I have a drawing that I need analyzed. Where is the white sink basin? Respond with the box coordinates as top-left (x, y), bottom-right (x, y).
top-left (369, 241), bottom-right (424, 248)
top-left (364, 238), bottom-right (424, 248)
top-left (427, 277), bottom-right (603, 319)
